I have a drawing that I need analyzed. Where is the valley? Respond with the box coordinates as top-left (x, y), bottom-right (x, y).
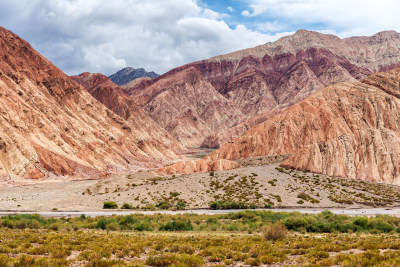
top-left (2, 156), bottom-right (400, 212)
top-left (2, 3), bottom-right (400, 265)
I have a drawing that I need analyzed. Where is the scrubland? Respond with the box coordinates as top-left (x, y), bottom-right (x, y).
top-left (1, 211), bottom-right (400, 266)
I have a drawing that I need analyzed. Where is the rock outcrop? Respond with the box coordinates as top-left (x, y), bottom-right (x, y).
top-left (208, 67), bottom-right (400, 185)
top-left (0, 26), bottom-right (178, 185)
top-left (71, 72), bottom-right (186, 155)
top-left (155, 159), bottom-right (240, 176)
top-left (109, 67), bottom-right (158, 86)
top-left (125, 30), bottom-right (400, 148)
top-left (128, 67), bottom-right (245, 147)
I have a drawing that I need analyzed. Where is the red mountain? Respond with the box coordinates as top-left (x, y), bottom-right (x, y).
top-left (125, 30), bottom-right (400, 148)
top-left (0, 26), bottom-right (178, 185)
top-left (71, 72), bottom-right (186, 155)
top-left (208, 67), bottom-right (400, 185)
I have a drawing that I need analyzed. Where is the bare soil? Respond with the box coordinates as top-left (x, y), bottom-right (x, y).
top-left (1, 156), bottom-right (400, 212)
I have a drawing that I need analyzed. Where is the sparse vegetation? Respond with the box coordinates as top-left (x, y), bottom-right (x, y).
top-left (262, 221), bottom-right (288, 240)
top-left (103, 201), bottom-right (118, 209)
top-left (1, 211), bottom-right (400, 266)
top-left (121, 203), bottom-right (134, 209)
top-left (209, 201), bottom-right (249, 209)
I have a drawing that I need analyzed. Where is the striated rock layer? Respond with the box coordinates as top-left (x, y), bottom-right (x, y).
top-left (0, 26), bottom-right (178, 185)
top-left (127, 67), bottom-right (245, 147)
top-left (125, 30), bottom-right (400, 148)
top-left (208, 67), bottom-right (400, 185)
top-left (71, 72), bottom-right (186, 155)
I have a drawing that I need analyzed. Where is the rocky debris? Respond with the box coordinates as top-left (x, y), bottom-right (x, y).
top-left (208, 67), bottom-right (400, 185)
top-left (108, 67), bottom-right (158, 86)
top-left (155, 159), bottom-right (241, 176)
top-left (0, 26), bottom-right (177, 184)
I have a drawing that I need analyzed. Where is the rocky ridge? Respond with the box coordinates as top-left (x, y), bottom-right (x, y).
top-left (127, 67), bottom-right (245, 147)
top-left (208, 67), bottom-right (400, 185)
top-left (71, 72), bottom-right (186, 155)
top-left (124, 30), bottom-right (400, 148)
top-left (0, 27), bottom-right (177, 185)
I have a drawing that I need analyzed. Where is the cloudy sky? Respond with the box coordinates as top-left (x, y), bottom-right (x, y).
top-left (1, 0), bottom-right (399, 76)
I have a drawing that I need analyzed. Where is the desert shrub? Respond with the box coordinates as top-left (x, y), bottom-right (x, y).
top-left (206, 218), bottom-right (218, 224)
top-left (14, 219), bottom-right (28, 229)
top-left (121, 203), bottom-right (134, 209)
top-left (297, 192), bottom-right (309, 200)
top-left (146, 253), bottom-right (203, 266)
top-left (175, 201), bottom-right (186, 210)
top-left (156, 201), bottom-right (170, 210)
top-left (28, 219), bottom-right (41, 229)
top-left (368, 218), bottom-right (394, 233)
top-left (96, 218), bottom-right (108, 230)
top-left (103, 201), bottom-right (118, 209)
top-left (134, 221), bottom-right (154, 231)
top-left (160, 220), bottom-right (193, 231)
top-left (209, 201), bottom-right (249, 210)
top-left (353, 217), bottom-right (368, 229)
top-left (262, 221), bottom-right (288, 241)
top-left (105, 222), bottom-right (119, 231)
top-left (1, 219), bottom-right (14, 229)
top-left (120, 215), bottom-right (137, 225)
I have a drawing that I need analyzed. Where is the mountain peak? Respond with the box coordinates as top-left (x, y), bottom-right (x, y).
top-left (108, 67), bottom-right (159, 86)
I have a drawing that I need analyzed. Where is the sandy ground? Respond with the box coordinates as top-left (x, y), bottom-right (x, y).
top-left (1, 208), bottom-right (400, 218)
top-left (1, 159), bottom-right (400, 212)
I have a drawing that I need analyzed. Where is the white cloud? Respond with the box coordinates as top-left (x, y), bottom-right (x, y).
top-left (241, 10), bottom-right (251, 17)
top-left (0, 0), bottom-right (281, 76)
top-left (246, 0), bottom-right (400, 37)
top-left (257, 21), bottom-right (283, 32)
top-left (3, 0), bottom-right (398, 76)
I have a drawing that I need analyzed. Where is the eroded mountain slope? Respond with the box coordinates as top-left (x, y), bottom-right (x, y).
top-left (0, 27), bottom-right (177, 185)
top-left (208, 68), bottom-right (400, 184)
top-left (125, 30), bottom-right (400, 148)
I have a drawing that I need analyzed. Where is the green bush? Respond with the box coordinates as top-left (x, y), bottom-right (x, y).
top-left (156, 201), bottom-right (170, 210)
top-left (103, 201), bottom-right (118, 209)
top-left (353, 217), bottom-right (368, 229)
top-left (263, 221), bottom-right (288, 241)
top-left (160, 220), bottom-right (193, 231)
top-left (134, 221), bottom-right (154, 231)
top-left (96, 218), bottom-right (108, 230)
top-left (175, 201), bottom-right (186, 210)
top-left (121, 203), bottom-right (134, 209)
top-left (209, 201), bottom-right (249, 210)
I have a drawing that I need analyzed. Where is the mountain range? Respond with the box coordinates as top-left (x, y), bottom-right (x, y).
top-left (2, 26), bottom-right (400, 186)
top-left (123, 29), bottom-right (400, 148)
top-left (208, 67), bottom-right (400, 184)
top-left (0, 26), bottom-right (177, 186)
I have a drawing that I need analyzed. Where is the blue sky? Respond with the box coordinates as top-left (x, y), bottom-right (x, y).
top-left (0, 0), bottom-right (399, 76)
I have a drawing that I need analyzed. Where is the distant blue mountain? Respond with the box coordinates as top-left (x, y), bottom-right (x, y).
top-left (108, 67), bottom-right (159, 86)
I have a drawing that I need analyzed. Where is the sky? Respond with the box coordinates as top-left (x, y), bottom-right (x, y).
top-left (0, 0), bottom-right (399, 76)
